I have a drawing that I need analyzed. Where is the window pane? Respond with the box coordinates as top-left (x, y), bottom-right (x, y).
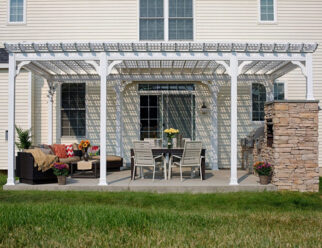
top-left (61, 83), bottom-right (86, 137)
top-left (140, 19), bottom-right (164, 40)
top-left (10, 0), bottom-right (24, 22)
top-left (260, 0), bottom-right (274, 21)
top-left (274, 83), bottom-right (285, 100)
top-left (169, 18), bottom-right (193, 40)
top-left (252, 84), bottom-right (266, 121)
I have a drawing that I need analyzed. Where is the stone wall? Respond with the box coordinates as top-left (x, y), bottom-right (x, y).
top-left (254, 101), bottom-right (319, 192)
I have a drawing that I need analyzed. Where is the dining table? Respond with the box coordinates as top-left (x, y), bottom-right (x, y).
top-left (130, 148), bottom-right (206, 180)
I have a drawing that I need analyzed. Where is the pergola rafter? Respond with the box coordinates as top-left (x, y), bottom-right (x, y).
top-left (3, 41), bottom-right (318, 187)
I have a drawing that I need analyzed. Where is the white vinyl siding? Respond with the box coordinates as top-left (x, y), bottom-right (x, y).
top-left (8, 0), bottom-right (25, 23)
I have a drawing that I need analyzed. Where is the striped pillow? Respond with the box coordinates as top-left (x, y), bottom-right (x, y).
top-left (66, 144), bottom-right (74, 158)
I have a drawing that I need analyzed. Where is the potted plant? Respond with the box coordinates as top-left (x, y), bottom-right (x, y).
top-left (78, 140), bottom-right (91, 161)
top-left (253, 161), bottom-right (273, 185)
top-left (164, 128), bottom-right (179, 148)
top-left (52, 162), bottom-right (69, 185)
top-left (15, 126), bottom-right (32, 151)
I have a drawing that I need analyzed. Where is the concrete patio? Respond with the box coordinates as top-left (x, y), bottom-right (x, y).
top-left (3, 169), bottom-right (276, 193)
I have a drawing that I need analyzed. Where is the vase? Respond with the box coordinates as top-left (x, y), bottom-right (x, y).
top-left (259, 175), bottom-right (270, 185)
top-left (57, 175), bottom-right (66, 185)
top-left (167, 137), bottom-right (173, 149)
top-left (84, 148), bottom-right (89, 161)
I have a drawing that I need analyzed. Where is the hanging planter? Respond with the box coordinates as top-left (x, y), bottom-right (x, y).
top-left (199, 102), bottom-right (211, 115)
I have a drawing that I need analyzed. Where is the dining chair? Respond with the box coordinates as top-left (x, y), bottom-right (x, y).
top-left (168, 141), bottom-right (203, 181)
top-left (132, 141), bottom-right (164, 181)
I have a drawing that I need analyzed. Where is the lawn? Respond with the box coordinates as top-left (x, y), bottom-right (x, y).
top-left (0, 174), bottom-right (321, 247)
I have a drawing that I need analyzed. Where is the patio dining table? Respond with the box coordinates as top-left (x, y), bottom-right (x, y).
top-left (130, 148), bottom-right (206, 180)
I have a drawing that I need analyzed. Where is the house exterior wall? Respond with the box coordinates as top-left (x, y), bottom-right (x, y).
top-left (0, 0), bottom-right (321, 168)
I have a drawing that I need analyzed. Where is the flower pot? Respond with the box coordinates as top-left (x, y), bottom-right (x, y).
top-left (57, 175), bottom-right (66, 185)
top-left (259, 175), bottom-right (270, 185)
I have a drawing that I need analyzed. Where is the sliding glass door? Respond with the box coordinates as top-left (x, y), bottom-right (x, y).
top-left (140, 92), bottom-right (195, 142)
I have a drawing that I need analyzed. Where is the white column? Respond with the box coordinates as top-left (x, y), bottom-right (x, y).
top-left (47, 82), bottom-right (54, 145)
top-left (6, 53), bottom-right (16, 186)
top-left (210, 84), bottom-right (219, 170)
top-left (229, 54), bottom-right (239, 185)
top-left (115, 82), bottom-right (123, 158)
top-left (28, 72), bottom-right (32, 132)
top-left (99, 53), bottom-right (108, 186)
top-left (306, 53), bottom-right (314, 100)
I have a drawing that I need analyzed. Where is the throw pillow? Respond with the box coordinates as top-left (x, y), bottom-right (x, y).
top-left (53, 144), bottom-right (68, 158)
top-left (72, 143), bottom-right (79, 150)
top-left (39, 148), bottom-right (53, 155)
top-left (90, 146), bottom-right (100, 156)
top-left (65, 144), bottom-right (74, 158)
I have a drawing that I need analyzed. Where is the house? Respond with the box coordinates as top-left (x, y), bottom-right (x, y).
top-left (0, 0), bottom-right (321, 188)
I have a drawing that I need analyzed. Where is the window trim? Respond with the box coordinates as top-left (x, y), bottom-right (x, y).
top-left (60, 83), bottom-right (87, 138)
top-left (7, 0), bottom-right (27, 25)
top-left (258, 0), bottom-right (277, 24)
top-left (251, 83), bottom-right (266, 123)
top-left (138, 0), bottom-right (194, 41)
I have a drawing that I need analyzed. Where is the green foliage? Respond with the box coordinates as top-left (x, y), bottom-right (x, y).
top-left (15, 126), bottom-right (32, 151)
top-left (0, 174), bottom-right (321, 247)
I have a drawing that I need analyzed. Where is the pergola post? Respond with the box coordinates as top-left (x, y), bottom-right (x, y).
top-left (306, 53), bottom-right (314, 100)
top-left (115, 82), bottom-right (123, 158)
top-left (209, 84), bottom-right (219, 170)
top-left (99, 53), bottom-right (108, 186)
top-left (47, 82), bottom-right (55, 145)
top-left (6, 53), bottom-right (16, 186)
top-left (229, 54), bottom-right (239, 185)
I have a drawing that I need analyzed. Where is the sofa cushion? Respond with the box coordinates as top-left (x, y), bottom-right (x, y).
top-left (72, 143), bottom-right (79, 151)
top-left (39, 148), bottom-right (54, 155)
top-left (92, 155), bottom-right (122, 162)
top-left (66, 144), bottom-right (74, 157)
top-left (59, 156), bottom-right (80, 163)
top-left (53, 144), bottom-right (68, 158)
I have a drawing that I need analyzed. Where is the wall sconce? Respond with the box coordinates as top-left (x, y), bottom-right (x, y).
top-left (199, 102), bottom-right (211, 115)
top-left (5, 130), bottom-right (8, 141)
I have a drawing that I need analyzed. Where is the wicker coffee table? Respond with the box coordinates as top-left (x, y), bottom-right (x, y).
top-left (70, 160), bottom-right (100, 178)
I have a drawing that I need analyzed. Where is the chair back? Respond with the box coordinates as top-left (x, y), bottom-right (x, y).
top-left (181, 141), bottom-right (202, 166)
top-left (133, 141), bottom-right (154, 165)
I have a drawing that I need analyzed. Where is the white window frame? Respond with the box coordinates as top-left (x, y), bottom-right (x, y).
top-left (273, 81), bottom-right (286, 100)
top-left (258, 0), bottom-right (277, 24)
top-left (250, 83), bottom-right (266, 123)
top-left (138, 0), bottom-right (194, 41)
top-left (8, 0), bottom-right (27, 25)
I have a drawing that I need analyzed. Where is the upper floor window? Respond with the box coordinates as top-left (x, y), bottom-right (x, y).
top-left (139, 0), bottom-right (193, 41)
top-left (259, 0), bottom-right (275, 22)
top-left (274, 82), bottom-right (285, 100)
top-left (140, 0), bottom-right (164, 40)
top-left (169, 0), bottom-right (193, 40)
top-left (252, 83), bottom-right (266, 121)
top-left (9, 0), bottom-right (25, 23)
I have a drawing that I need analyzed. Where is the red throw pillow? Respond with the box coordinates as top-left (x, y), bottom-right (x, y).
top-left (65, 144), bottom-right (74, 158)
top-left (53, 144), bottom-right (68, 158)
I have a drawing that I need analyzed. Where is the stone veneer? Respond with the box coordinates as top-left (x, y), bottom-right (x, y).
top-left (254, 100), bottom-right (319, 192)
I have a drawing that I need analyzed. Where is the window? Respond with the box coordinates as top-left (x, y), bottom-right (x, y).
top-left (169, 0), bottom-right (193, 40)
top-left (61, 83), bottom-right (86, 137)
top-left (274, 82), bottom-right (284, 100)
top-left (252, 83), bottom-right (266, 121)
top-left (259, 0), bottom-right (275, 22)
top-left (140, 0), bottom-right (164, 40)
top-left (139, 0), bottom-right (193, 41)
top-left (9, 0), bottom-right (25, 23)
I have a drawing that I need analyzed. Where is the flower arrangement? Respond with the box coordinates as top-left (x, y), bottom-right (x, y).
top-left (78, 140), bottom-right (91, 151)
top-left (253, 161), bottom-right (272, 176)
top-left (164, 128), bottom-right (179, 148)
top-left (164, 128), bottom-right (179, 139)
top-left (52, 162), bottom-right (69, 176)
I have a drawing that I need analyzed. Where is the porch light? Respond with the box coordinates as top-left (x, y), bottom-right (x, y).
top-left (199, 102), bottom-right (211, 115)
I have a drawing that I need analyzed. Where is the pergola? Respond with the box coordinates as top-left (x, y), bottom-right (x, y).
top-left (4, 41), bottom-right (318, 186)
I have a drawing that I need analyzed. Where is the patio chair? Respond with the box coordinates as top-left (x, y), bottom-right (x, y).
top-left (168, 141), bottom-right (203, 181)
top-left (132, 141), bottom-right (164, 181)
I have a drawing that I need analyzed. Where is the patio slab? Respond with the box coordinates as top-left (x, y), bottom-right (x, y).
top-left (3, 169), bottom-right (276, 193)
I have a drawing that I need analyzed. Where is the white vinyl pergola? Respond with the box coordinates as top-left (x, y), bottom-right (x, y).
top-left (4, 41), bottom-right (318, 186)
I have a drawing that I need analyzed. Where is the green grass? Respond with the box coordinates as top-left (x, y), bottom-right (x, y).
top-left (0, 173), bottom-right (321, 247)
